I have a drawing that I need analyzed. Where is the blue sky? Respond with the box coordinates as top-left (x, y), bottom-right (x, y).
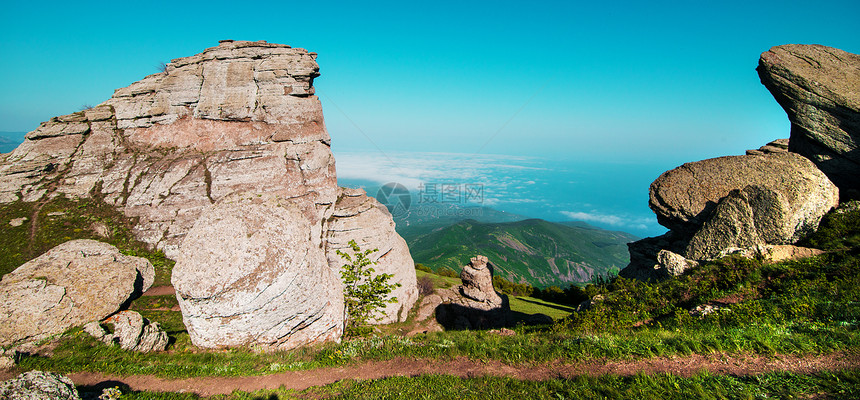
top-left (2, 0), bottom-right (858, 235)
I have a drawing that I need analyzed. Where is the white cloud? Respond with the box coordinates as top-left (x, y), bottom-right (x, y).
top-left (560, 210), bottom-right (659, 231)
top-left (561, 211), bottom-right (624, 226)
top-left (334, 150), bottom-right (544, 192)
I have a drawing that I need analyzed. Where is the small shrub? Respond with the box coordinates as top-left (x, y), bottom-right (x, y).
top-left (417, 275), bottom-right (435, 296)
top-left (415, 263), bottom-right (432, 273)
top-left (437, 267), bottom-right (459, 278)
top-left (338, 240), bottom-right (401, 337)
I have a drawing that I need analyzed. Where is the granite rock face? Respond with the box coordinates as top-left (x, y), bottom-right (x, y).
top-left (0, 239), bottom-right (154, 347)
top-left (758, 44), bottom-right (860, 198)
top-left (172, 192), bottom-right (343, 350)
top-left (0, 40), bottom-right (336, 258)
top-left (0, 371), bottom-right (80, 400)
top-left (649, 152), bottom-right (838, 236)
top-left (325, 188), bottom-right (418, 324)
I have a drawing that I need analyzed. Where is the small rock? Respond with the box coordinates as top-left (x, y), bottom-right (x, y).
top-left (416, 294), bottom-right (443, 321)
top-left (101, 311), bottom-right (169, 352)
top-left (9, 217), bottom-right (27, 227)
top-left (0, 370), bottom-right (81, 400)
top-left (90, 222), bottom-right (111, 238)
top-left (656, 250), bottom-right (698, 276)
top-left (85, 313), bottom-right (170, 353)
top-left (0, 355), bottom-right (14, 370)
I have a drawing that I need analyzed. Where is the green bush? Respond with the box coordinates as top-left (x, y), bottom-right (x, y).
top-left (338, 240), bottom-right (401, 337)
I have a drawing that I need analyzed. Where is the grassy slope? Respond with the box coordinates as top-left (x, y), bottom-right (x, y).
top-left (4, 196), bottom-right (860, 398)
top-left (406, 218), bottom-right (637, 287)
top-left (0, 196), bottom-right (174, 285)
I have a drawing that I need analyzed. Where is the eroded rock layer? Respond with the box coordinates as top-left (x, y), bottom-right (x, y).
top-left (0, 40), bottom-right (336, 258)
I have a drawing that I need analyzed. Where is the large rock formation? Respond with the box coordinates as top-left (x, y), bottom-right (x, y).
top-left (622, 43), bottom-right (859, 281)
top-left (173, 192), bottom-right (343, 349)
top-left (0, 239), bottom-right (154, 347)
top-left (622, 150), bottom-right (838, 281)
top-left (758, 44), bottom-right (860, 198)
top-left (325, 188), bottom-right (418, 324)
top-left (0, 40), bottom-right (335, 258)
top-left (0, 40), bottom-right (418, 349)
top-left (649, 152), bottom-right (838, 236)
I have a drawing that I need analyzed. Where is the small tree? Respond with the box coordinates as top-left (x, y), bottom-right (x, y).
top-left (337, 240), bottom-right (401, 337)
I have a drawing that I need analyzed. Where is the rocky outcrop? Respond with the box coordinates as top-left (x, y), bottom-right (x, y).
top-left (325, 188), bottom-right (418, 324)
top-left (428, 256), bottom-right (511, 330)
top-left (0, 40), bottom-right (336, 258)
top-left (622, 44), bottom-right (859, 281)
top-left (623, 149), bottom-right (838, 281)
top-left (0, 41), bottom-right (418, 349)
top-left (758, 44), bottom-right (860, 198)
top-left (0, 239), bottom-right (154, 347)
top-left (172, 192), bottom-right (343, 350)
top-left (459, 255), bottom-right (504, 307)
top-left (649, 152), bottom-right (838, 235)
top-left (84, 310), bottom-right (168, 352)
top-left (0, 371), bottom-right (80, 400)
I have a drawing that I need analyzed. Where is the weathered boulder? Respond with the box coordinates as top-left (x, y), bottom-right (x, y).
top-left (432, 256), bottom-right (510, 330)
top-left (0, 40), bottom-right (337, 258)
top-left (0, 239), bottom-right (154, 347)
top-left (656, 250), bottom-right (698, 277)
top-left (459, 255), bottom-right (504, 307)
top-left (649, 152), bottom-right (838, 235)
top-left (758, 44), bottom-right (860, 198)
top-left (623, 147), bottom-right (839, 281)
top-left (172, 191), bottom-right (343, 350)
top-left (84, 310), bottom-right (168, 352)
top-left (325, 188), bottom-right (418, 324)
top-left (0, 371), bottom-right (80, 400)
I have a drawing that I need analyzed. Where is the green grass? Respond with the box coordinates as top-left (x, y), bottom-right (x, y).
top-left (110, 369), bottom-right (860, 399)
top-left (6, 193), bottom-right (860, 400)
top-left (0, 196), bottom-right (174, 285)
top-left (508, 296), bottom-right (574, 320)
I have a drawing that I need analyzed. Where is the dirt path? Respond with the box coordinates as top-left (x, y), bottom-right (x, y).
top-left (35, 352), bottom-right (860, 397)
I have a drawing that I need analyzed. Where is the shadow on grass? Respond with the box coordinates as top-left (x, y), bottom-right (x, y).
top-left (516, 297), bottom-right (576, 314)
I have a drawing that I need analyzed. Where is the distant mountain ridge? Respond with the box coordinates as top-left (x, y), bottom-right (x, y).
top-left (404, 218), bottom-right (639, 288)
